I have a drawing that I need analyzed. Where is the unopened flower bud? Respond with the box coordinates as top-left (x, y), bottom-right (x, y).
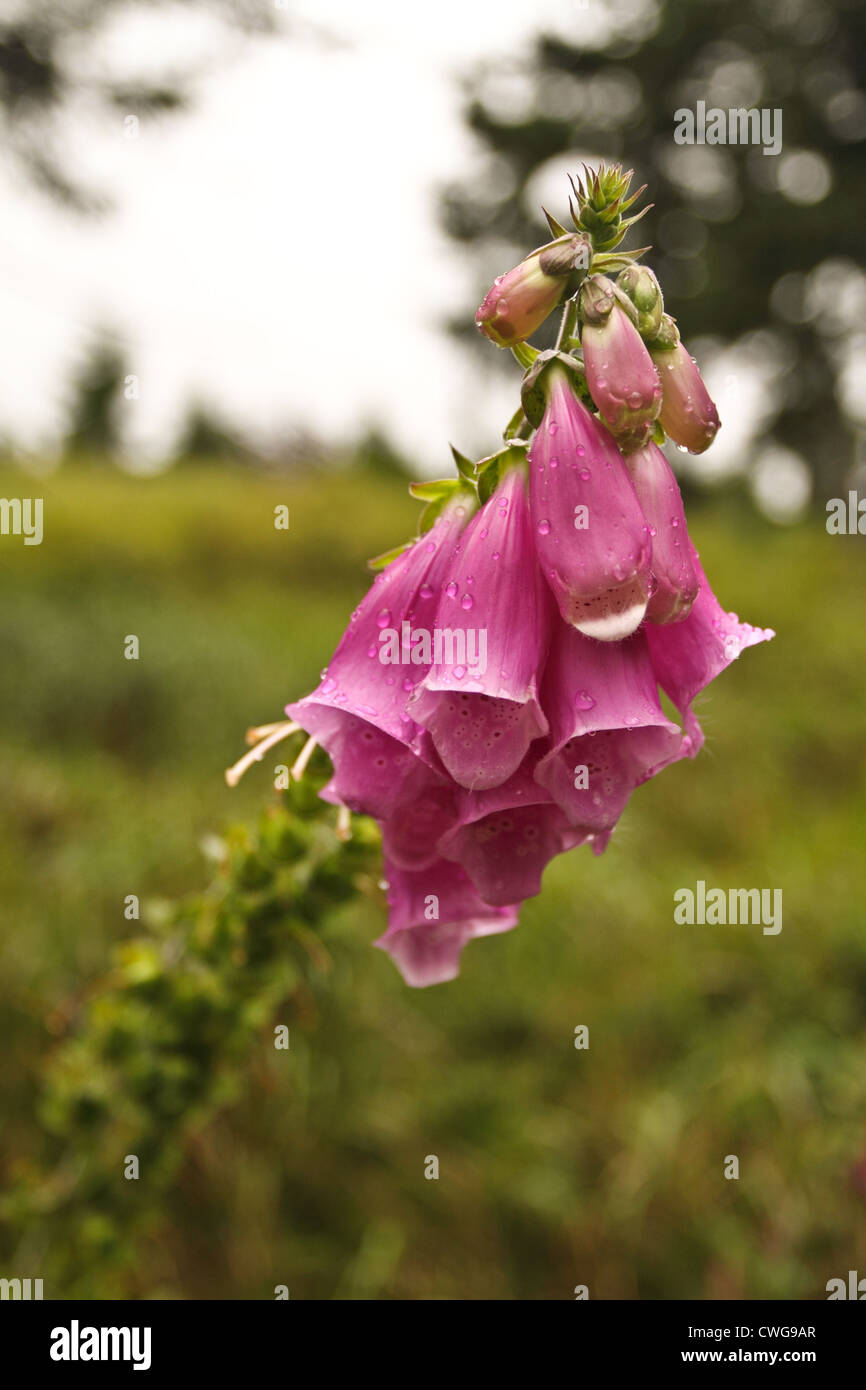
top-left (626, 442), bottom-right (698, 623)
top-left (476, 235), bottom-right (591, 347)
top-left (617, 265), bottom-right (664, 340)
top-left (650, 339), bottom-right (720, 454)
top-left (580, 274), bottom-right (662, 453)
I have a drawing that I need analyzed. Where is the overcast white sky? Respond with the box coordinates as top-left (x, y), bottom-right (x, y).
top-left (0, 0), bottom-right (828, 511)
top-left (1, 0), bottom-right (603, 471)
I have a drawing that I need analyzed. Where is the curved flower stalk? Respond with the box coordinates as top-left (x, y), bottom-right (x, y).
top-left (227, 163), bottom-right (774, 987)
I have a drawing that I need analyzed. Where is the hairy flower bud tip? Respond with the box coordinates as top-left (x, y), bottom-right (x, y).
top-left (476, 235), bottom-right (590, 347)
top-left (650, 340), bottom-right (720, 454)
top-left (580, 275), bottom-right (662, 451)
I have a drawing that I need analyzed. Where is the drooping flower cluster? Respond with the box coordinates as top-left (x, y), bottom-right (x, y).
top-left (229, 166), bottom-right (773, 986)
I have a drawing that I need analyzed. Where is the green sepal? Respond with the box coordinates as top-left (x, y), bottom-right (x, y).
top-left (520, 347), bottom-right (589, 427)
top-left (449, 443), bottom-right (477, 482)
top-left (543, 207), bottom-right (569, 239)
top-left (592, 247), bottom-right (651, 275)
top-left (477, 457), bottom-right (500, 505)
top-left (476, 443), bottom-right (528, 505)
top-left (645, 312), bottom-right (680, 353)
top-left (416, 477), bottom-right (476, 536)
top-left (503, 404), bottom-right (527, 442)
top-left (510, 341), bottom-right (539, 370)
top-left (520, 349), bottom-right (557, 427)
top-left (367, 540), bottom-right (414, 572)
top-left (652, 419), bottom-right (667, 446)
top-left (408, 478), bottom-right (460, 502)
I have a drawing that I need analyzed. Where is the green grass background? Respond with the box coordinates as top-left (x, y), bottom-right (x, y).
top-left (1, 460), bottom-right (865, 1299)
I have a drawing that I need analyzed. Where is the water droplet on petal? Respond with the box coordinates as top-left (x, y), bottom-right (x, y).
top-left (537, 519), bottom-right (551, 536)
top-left (461, 594), bottom-right (474, 610)
top-left (576, 690), bottom-right (596, 711)
top-left (376, 609), bottom-right (391, 629)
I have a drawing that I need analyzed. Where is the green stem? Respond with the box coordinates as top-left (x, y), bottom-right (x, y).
top-left (555, 296), bottom-right (580, 354)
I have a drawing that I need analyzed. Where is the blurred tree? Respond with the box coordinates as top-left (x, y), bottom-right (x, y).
top-left (0, 0), bottom-right (277, 210)
top-left (63, 337), bottom-right (128, 458)
top-left (174, 403), bottom-right (255, 467)
top-left (442, 0), bottom-right (866, 502)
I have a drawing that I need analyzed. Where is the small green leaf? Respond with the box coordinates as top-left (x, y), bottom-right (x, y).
top-left (511, 341), bottom-right (539, 370)
top-left (367, 540), bottom-right (413, 571)
top-left (543, 207), bottom-right (569, 239)
top-left (503, 405), bottom-right (527, 442)
top-left (408, 478), bottom-right (457, 502)
top-left (477, 458), bottom-right (501, 506)
top-left (449, 444), bottom-right (477, 481)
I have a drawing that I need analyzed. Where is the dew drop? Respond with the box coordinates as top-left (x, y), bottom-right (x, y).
top-left (576, 690), bottom-right (596, 711)
top-left (461, 594), bottom-right (474, 610)
top-left (537, 519), bottom-right (551, 535)
top-left (376, 609), bottom-right (391, 628)
top-left (445, 581), bottom-right (458, 598)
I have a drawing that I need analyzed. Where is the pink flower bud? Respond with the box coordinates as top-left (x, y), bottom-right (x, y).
top-left (651, 340), bottom-right (720, 454)
top-left (476, 235), bottom-right (590, 347)
top-left (580, 275), bottom-right (662, 451)
top-left (626, 442), bottom-right (699, 624)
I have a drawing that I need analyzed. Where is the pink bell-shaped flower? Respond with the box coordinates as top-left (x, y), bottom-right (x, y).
top-left (408, 466), bottom-right (552, 790)
top-left (529, 368), bottom-right (652, 641)
top-left (375, 857), bottom-right (520, 987)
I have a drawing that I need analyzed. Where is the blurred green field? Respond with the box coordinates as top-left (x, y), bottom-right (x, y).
top-left (1, 459), bottom-right (865, 1300)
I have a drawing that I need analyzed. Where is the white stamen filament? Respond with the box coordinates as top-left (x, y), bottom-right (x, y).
top-left (245, 720), bottom-right (294, 747)
top-left (336, 804), bottom-right (352, 841)
top-left (289, 734), bottom-right (319, 782)
top-left (225, 720), bottom-right (301, 787)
